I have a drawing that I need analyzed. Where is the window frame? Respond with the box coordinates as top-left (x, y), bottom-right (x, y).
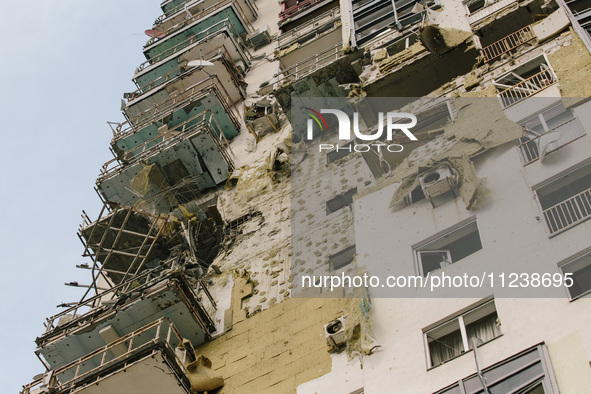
top-left (423, 298), bottom-right (501, 369)
top-left (413, 218), bottom-right (483, 277)
top-left (558, 249), bottom-right (591, 301)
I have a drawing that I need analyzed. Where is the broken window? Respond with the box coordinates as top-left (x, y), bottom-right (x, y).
top-left (415, 219), bottom-right (482, 276)
top-left (518, 104), bottom-right (585, 165)
top-left (425, 299), bottom-right (501, 368)
top-left (329, 245), bottom-right (356, 271)
top-left (326, 188), bottom-right (358, 214)
top-left (559, 251), bottom-right (591, 300)
top-left (351, 0), bottom-right (436, 45)
top-left (535, 161), bottom-right (591, 235)
top-left (494, 56), bottom-right (557, 108)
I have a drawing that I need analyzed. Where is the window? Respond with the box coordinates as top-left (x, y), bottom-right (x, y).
top-left (424, 299), bottom-right (501, 368)
top-left (327, 141), bottom-right (354, 164)
top-left (329, 246), bottom-right (356, 271)
top-left (560, 252), bottom-right (591, 300)
top-left (518, 103), bottom-right (585, 165)
top-left (434, 344), bottom-right (558, 393)
top-left (535, 161), bottom-right (591, 235)
top-left (326, 188), bottom-right (357, 214)
top-left (494, 56), bottom-right (557, 108)
top-left (415, 219), bottom-right (483, 276)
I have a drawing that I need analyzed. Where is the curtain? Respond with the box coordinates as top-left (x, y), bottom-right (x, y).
top-left (429, 330), bottom-right (464, 366)
top-left (466, 313), bottom-right (501, 349)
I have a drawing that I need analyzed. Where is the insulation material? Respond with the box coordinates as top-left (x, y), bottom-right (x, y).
top-left (548, 31), bottom-right (591, 99)
top-left (532, 7), bottom-right (570, 43)
top-left (344, 296), bottom-right (375, 360)
top-left (388, 98), bottom-right (523, 208)
top-left (130, 162), bottom-right (177, 212)
top-left (186, 355), bottom-right (225, 393)
top-left (379, 42), bottom-right (427, 74)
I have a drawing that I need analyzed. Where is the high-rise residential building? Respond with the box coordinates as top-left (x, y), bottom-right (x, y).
top-left (22, 0), bottom-right (591, 393)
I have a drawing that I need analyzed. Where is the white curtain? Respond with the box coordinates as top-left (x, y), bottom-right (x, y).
top-left (466, 313), bottom-right (501, 349)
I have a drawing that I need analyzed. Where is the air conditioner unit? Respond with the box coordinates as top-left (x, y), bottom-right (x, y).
top-left (419, 164), bottom-right (458, 200)
top-left (325, 315), bottom-right (347, 349)
top-left (246, 25), bottom-right (272, 49)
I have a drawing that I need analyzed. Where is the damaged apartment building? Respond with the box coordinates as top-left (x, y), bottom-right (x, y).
top-left (21, 0), bottom-right (591, 392)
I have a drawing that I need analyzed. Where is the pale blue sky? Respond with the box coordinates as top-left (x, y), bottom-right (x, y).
top-left (0, 1), bottom-right (162, 391)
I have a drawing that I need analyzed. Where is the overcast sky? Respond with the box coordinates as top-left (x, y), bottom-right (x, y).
top-left (0, 1), bottom-right (162, 391)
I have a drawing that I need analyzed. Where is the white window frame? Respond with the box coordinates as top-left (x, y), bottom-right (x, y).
top-left (423, 298), bottom-right (501, 369)
top-left (413, 218), bottom-right (482, 277)
top-left (558, 249), bottom-right (591, 301)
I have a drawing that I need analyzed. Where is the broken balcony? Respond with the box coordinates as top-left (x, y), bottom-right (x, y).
top-left (276, 8), bottom-right (342, 71)
top-left (97, 110), bottom-right (234, 210)
top-left (22, 318), bottom-right (195, 394)
top-left (114, 76), bottom-right (240, 160)
top-left (35, 266), bottom-right (217, 372)
top-left (517, 103), bottom-right (586, 165)
top-left (349, 0), bottom-right (437, 47)
top-left (481, 25), bottom-right (536, 62)
top-left (496, 60), bottom-right (558, 108)
top-left (275, 42), bottom-right (347, 87)
top-left (124, 47), bottom-right (246, 106)
top-left (78, 202), bottom-right (172, 286)
top-left (279, 0), bottom-right (339, 32)
top-left (153, 0), bottom-right (257, 33)
top-left (144, 0), bottom-right (255, 62)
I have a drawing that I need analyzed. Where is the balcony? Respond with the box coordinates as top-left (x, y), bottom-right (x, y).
top-left (465, 0), bottom-right (517, 25)
top-left (481, 25), bottom-right (536, 63)
top-left (78, 203), bottom-right (172, 286)
top-left (536, 162), bottom-right (591, 236)
top-left (517, 118), bottom-right (586, 165)
top-left (275, 42), bottom-right (345, 87)
top-left (36, 267), bottom-right (217, 370)
top-left (276, 8), bottom-right (341, 70)
top-left (97, 111), bottom-right (235, 209)
top-left (137, 19), bottom-right (248, 75)
top-left (125, 48), bottom-right (246, 106)
top-left (543, 187), bottom-right (591, 235)
top-left (23, 318), bottom-right (194, 394)
top-left (144, 0), bottom-right (253, 62)
top-left (114, 76), bottom-right (240, 159)
top-left (153, 0), bottom-right (257, 33)
top-left (498, 68), bottom-right (557, 108)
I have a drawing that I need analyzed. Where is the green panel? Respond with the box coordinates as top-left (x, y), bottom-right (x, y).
top-left (135, 58), bottom-right (180, 91)
top-left (162, 0), bottom-right (191, 14)
top-left (146, 8), bottom-right (246, 61)
top-left (115, 93), bottom-right (238, 157)
top-left (100, 129), bottom-right (231, 207)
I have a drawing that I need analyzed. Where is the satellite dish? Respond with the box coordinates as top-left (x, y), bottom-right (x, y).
top-left (187, 60), bottom-right (215, 68)
top-left (144, 29), bottom-right (165, 39)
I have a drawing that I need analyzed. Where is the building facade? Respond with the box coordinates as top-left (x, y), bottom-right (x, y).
top-left (22, 0), bottom-right (591, 393)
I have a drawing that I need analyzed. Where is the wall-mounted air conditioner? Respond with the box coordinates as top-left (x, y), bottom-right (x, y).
top-left (325, 315), bottom-right (347, 349)
top-left (419, 164), bottom-right (458, 200)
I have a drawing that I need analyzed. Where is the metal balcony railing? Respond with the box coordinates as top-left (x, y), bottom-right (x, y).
top-left (99, 110), bottom-right (234, 179)
top-left (543, 187), bottom-right (591, 235)
top-left (498, 68), bottom-right (557, 108)
top-left (127, 47), bottom-right (243, 102)
top-left (138, 19), bottom-right (243, 72)
top-left (277, 7), bottom-right (340, 49)
top-left (22, 318), bottom-right (190, 394)
top-left (147, 0), bottom-right (253, 48)
top-left (275, 42), bottom-right (344, 86)
top-left (114, 76), bottom-right (239, 141)
top-left (517, 118), bottom-right (586, 165)
top-left (280, 0), bottom-right (327, 20)
top-left (481, 25), bottom-right (536, 62)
